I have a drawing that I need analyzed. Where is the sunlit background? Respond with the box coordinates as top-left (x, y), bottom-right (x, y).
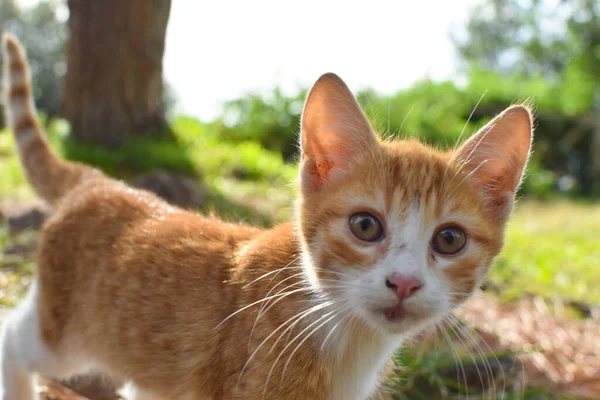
top-left (0, 0), bottom-right (599, 399)
top-left (163, 0), bottom-right (479, 119)
top-left (20, 0), bottom-right (480, 119)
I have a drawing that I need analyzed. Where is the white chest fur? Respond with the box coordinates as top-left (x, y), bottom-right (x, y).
top-left (323, 323), bottom-right (403, 400)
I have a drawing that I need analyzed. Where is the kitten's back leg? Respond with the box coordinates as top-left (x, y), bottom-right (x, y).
top-left (0, 280), bottom-right (85, 400)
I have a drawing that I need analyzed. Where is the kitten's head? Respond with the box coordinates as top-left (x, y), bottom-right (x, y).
top-left (297, 73), bottom-right (532, 335)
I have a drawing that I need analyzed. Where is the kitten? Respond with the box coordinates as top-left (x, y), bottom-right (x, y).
top-left (0, 33), bottom-right (532, 400)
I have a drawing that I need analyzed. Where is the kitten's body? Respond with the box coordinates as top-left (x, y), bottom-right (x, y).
top-left (0, 34), bottom-right (532, 400)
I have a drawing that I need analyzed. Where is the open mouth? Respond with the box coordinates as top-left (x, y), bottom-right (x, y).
top-left (382, 303), bottom-right (405, 321)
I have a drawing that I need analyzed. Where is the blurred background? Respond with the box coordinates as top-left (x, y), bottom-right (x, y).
top-left (0, 0), bottom-right (598, 399)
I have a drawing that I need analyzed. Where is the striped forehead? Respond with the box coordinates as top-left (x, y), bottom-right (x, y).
top-left (381, 143), bottom-right (449, 218)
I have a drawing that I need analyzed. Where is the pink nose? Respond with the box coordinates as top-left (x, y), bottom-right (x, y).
top-left (385, 274), bottom-right (423, 300)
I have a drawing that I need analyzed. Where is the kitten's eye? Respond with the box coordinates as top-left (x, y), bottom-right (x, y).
top-left (349, 212), bottom-right (384, 242)
top-left (431, 227), bottom-right (467, 255)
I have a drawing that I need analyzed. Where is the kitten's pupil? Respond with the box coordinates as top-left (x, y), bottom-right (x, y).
top-left (431, 227), bottom-right (467, 255)
top-left (360, 218), bottom-right (371, 231)
top-left (442, 230), bottom-right (454, 244)
top-left (349, 212), bottom-right (383, 242)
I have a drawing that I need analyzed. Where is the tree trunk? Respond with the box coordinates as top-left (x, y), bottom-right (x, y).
top-left (60, 0), bottom-right (171, 147)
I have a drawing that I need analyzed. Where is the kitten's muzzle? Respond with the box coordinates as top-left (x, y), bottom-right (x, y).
top-left (382, 274), bottom-right (423, 321)
top-left (384, 274), bottom-right (422, 301)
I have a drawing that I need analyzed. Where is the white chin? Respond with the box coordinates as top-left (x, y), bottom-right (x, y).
top-left (369, 308), bottom-right (437, 336)
top-left (357, 310), bottom-right (415, 335)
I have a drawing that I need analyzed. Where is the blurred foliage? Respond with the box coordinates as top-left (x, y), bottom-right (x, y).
top-left (455, 0), bottom-right (600, 196)
top-left (0, 116), bottom-right (296, 225)
top-left (211, 74), bottom-right (593, 198)
top-left (1, 0), bottom-right (598, 200)
top-left (0, 0), bottom-right (66, 125)
top-left (212, 87), bottom-right (306, 161)
top-left (211, 0), bottom-right (600, 197)
top-left (455, 0), bottom-right (599, 80)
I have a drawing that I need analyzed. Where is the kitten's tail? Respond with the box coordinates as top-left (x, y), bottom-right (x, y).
top-left (2, 33), bottom-right (100, 206)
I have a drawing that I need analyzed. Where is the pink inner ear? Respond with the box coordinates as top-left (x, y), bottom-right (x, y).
top-left (300, 140), bottom-right (354, 192)
top-left (300, 73), bottom-right (377, 193)
top-left (479, 158), bottom-right (523, 194)
top-left (455, 105), bottom-right (533, 218)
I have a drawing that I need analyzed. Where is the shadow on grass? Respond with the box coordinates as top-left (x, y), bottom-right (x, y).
top-left (58, 133), bottom-right (274, 227)
top-left (61, 135), bottom-right (200, 178)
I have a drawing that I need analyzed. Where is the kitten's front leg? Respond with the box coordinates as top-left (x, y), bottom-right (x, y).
top-left (0, 307), bottom-right (37, 400)
top-left (0, 280), bottom-right (79, 400)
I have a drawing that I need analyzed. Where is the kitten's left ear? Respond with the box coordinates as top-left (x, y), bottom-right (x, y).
top-left (455, 105), bottom-right (533, 220)
top-left (300, 73), bottom-right (378, 193)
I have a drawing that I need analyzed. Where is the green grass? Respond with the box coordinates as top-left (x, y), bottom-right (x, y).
top-left (391, 333), bottom-right (564, 400)
top-left (0, 226), bottom-right (36, 308)
top-left (492, 200), bottom-right (600, 305)
top-left (0, 117), bottom-right (297, 225)
top-left (0, 129), bottom-right (35, 201)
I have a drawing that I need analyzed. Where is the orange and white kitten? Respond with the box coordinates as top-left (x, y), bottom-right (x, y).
top-left (0, 33), bottom-right (533, 400)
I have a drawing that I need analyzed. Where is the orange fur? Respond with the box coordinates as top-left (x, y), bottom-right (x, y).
top-left (0, 34), bottom-right (532, 400)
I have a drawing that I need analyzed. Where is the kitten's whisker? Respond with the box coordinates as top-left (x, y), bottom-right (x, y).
top-left (315, 279), bottom-right (353, 288)
top-left (255, 273), bottom-right (307, 319)
top-left (441, 91), bottom-right (488, 189)
top-left (433, 322), bottom-right (462, 397)
top-left (445, 159), bottom-right (489, 200)
top-left (447, 290), bottom-right (485, 297)
top-left (251, 279), bottom-right (351, 338)
top-left (238, 300), bottom-right (335, 384)
top-left (215, 287), bottom-right (313, 330)
top-left (265, 256), bottom-right (303, 287)
top-left (440, 318), bottom-right (469, 398)
top-left (399, 107), bottom-right (413, 135)
top-left (268, 300), bottom-right (341, 353)
top-left (450, 313), bottom-right (507, 400)
top-left (447, 118), bottom-right (498, 191)
top-left (456, 91), bottom-right (488, 153)
top-left (448, 315), bottom-right (496, 400)
top-left (263, 307), bottom-right (343, 397)
top-left (387, 100), bottom-right (391, 137)
top-left (445, 316), bottom-right (489, 397)
top-left (281, 308), bottom-right (346, 379)
top-left (309, 267), bottom-right (355, 279)
top-left (249, 276), bottom-right (308, 344)
top-left (462, 304), bottom-right (519, 396)
top-left (242, 256), bottom-right (301, 289)
top-left (319, 312), bottom-right (350, 352)
top-left (460, 329), bottom-right (499, 400)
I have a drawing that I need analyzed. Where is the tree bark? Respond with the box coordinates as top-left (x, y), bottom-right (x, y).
top-left (60, 0), bottom-right (171, 147)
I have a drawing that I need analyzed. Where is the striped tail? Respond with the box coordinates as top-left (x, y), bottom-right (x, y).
top-left (2, 33), bottom-right (100, 206)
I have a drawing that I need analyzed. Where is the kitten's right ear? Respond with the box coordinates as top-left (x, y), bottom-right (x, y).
top-left (300, 73), bottom-right (378, 193)
top-left (454, 105), bottom-right (533, 221)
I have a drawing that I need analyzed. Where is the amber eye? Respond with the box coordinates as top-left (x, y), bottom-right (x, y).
top-left (349, 212), bottom-right (384, 242)
top-left (431, 227), bottom-right (467, 255)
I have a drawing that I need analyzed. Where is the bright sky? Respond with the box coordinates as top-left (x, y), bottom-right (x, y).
top-left (22, 0), bottom-right (480, 121)
top-left (164, 0), bottom-right (480, 120)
